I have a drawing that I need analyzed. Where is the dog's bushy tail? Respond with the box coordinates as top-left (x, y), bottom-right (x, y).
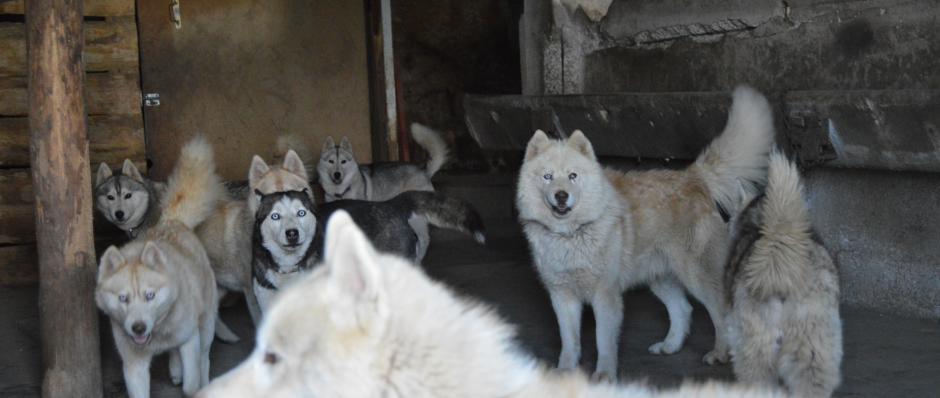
top-left (694, 85), bottom-right (775, 216)
top-left (410, 123), bottom-right (449, 177)
top-left (160, 135), bottom-right (224, 229)
top-left (741, 150), bottom-right (813, 299)
top-left (274, 134), bottom-right (315, 175)
top-left (396, 191), bottom-right (485, 244)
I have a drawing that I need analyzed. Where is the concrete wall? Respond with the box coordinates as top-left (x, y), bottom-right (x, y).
top-left (517, 0), bottom-right (940, 319)
top-left (807, 168), bottom-right (940, 319)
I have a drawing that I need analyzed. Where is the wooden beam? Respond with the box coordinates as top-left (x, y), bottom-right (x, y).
top-left (0, 114), bottom-right (145, 167)
top-left (26, 0), bottom-right (102, 396)
top-left (0, 71), bottom-right (141, 115)
top-left (0, 0), bottom-right (134, 16)
top-left (0, 18), bottom-right (139, 76)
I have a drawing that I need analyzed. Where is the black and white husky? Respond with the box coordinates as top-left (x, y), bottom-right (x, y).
top-left (251, 190), bottom-right (487, 313)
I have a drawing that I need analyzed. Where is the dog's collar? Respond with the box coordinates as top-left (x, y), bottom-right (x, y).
top-left (126, 218), bottom-right (146, 238)
top-left (331, 184), bottom-right (352, 199)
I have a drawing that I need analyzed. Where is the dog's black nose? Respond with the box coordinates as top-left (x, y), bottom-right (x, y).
top-left (286, 229), bottom-right (299, 243)
top-left (131, 322), bottom-right (146, 335)
top-left (554, 191), bottom-right (569, 204)
top-left (115, 210), bottom-right (125, 221)
top-left (332, 172), bottom-right (341, 181)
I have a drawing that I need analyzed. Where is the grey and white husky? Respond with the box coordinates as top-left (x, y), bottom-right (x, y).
top-left (95, 160), bottom-right (166, 238)
top-left (251, 190), bottom-right (486, 313)
top-left (725, 150), bottom-right (842, 398)
top-left (198, 211), bottom-right (782, 398)
top-left (317, 123), bottom-right (450, 259)
top-left (317, 122), bottom-right (449, 202)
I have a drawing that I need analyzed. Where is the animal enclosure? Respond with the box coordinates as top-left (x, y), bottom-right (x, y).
top-left (2, 0), bottom-right (939, 397)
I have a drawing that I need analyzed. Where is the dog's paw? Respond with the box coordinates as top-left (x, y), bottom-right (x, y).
top-left (170, 374), bottom-right (182, 386)
top-left (648, 340), bottom-right (681, 355)
top-left (703, 349), bottom-right (730, 365)
top-left (591, 369), bottom-right (616, 384)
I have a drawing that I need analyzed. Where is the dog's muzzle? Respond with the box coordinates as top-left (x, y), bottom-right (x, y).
top-left (550, 190), bottom-right (573, 217)
top-left (331, 172), bottom-right (342, 184)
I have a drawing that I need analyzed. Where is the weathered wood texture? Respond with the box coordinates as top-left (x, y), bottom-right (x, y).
top-left (0, 18), bottom-right (139, 75)
top-left (0, 72), bottom-right (141, 115)
top-left (0, 0), bottom-right (134, 15)
top-left (0, 115), bottom-right (144, 167)
top-left (26, 0), bottom-right (103, 396)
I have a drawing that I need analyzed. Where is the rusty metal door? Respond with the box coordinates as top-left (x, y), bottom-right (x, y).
top-left (137, 0), bottom-right (372, 180)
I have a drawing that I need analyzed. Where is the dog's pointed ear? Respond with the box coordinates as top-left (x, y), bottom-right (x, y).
top-left (141, 241), bottom-right (168, 271)
top-left (121, 159), bottom-right (144, 182)
top-left (282, 149), bottom-right (309, 180)
top-left (95, 163), bottom-right (112, 186)
top-left (98, 246), bottom-right (124, 280)
top-left (339, 136), bottom-right (352, 152)
top-left (322, 136), bottom-right (335, 154)
top-left (566, 130), bottom-right (596, 161)
top-left (323, 211), bottom-right (386, 328)
top-left (249, 155), bottom-right (270, 187)
top-left (524, 130), bottom-right (552, 161)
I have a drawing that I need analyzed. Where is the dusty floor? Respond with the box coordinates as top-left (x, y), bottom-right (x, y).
top-left (1, 228), bottom-right (938, 397)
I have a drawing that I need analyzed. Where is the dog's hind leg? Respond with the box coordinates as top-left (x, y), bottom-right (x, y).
top-left (169, 349), bottom-right (182, 385)
top-left (200, 314), bottom-right (215, 387)
top-left (409, 215), bottom-right (430, 262)
top-left (591, 286), bottom-right (624, 382)
top-left (244, 286), bottom-right (263, 325)
top-left (648, 278), bottom-right (692, 355)
top-left (778, 323), bottom-right (841, 398)
top-left (549, 289), bottom-right (583, 371)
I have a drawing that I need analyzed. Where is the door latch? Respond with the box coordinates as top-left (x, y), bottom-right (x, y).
top-left (144, 93), bottom-right (161, 107)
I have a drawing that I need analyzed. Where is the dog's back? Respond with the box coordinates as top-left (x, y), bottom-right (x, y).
top-left (726, 151), bottom-right (842, 398)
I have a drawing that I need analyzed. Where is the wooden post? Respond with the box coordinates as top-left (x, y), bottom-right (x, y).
top-left (26, 1), bottom-right (103, 397)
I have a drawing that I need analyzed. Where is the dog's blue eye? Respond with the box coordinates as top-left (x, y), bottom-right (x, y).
top-left (124, 193), bottom-right (132, 199)
top-left (271, 213), bottom-right (280, 221)
top-left (543, 173), bottom-right (553, 181)
top-left (107, 195), bottom-right (115, 200)
top-left (145, 291), bottom-right (155, 301)
top-left (118, 294), bottom-right (128, 303)
top-left (341, 160), bottom-right (346, 164)
top-left (328, 159), bottom-right (334, 164)
top-left (297, 209), bottom-right (306, 217)
top-left (569, 173), bottom-right (577, 180)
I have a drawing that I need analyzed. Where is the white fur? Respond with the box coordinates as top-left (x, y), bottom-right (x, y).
top-left (198, 212), bottom-right (784, 398)
top-left (727, 150), bottom-right (842, 398)
top-left (517, 86), bottom-right (775, 380)
top-left (96, 136), bottom-right (222, 397)
top-left (410, 122), bottom-right (450, 176)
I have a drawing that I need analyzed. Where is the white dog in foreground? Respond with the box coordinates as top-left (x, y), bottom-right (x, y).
top-left (197, 211), bottom-right (783, 398)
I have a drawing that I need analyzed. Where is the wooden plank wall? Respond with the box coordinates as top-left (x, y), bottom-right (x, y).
top-left (0, 0), bottom-right (144, 285)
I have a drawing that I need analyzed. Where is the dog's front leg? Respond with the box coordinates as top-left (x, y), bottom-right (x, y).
top-left (591, 286), bottom-right (623, 382)
top-left (123, 356), bottom-right (152, 398)
top-left (179, 334), bottom-right (202, 395)
top-left (169, 349), bottom-right (182, 385)
top-left (549, 290), bottom-right (583, 370)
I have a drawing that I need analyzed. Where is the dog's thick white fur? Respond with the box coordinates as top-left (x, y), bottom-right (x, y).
top-left (96, 136), bottom-right (223, 397)
top-left (726, 151), bottom-right (842, 398)
top-left (517, 86), bottom-right (776, 380)
top-left (197, 211), bottom-right (783, 398)
top-left (195, 150), bottom-right (313, 325)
